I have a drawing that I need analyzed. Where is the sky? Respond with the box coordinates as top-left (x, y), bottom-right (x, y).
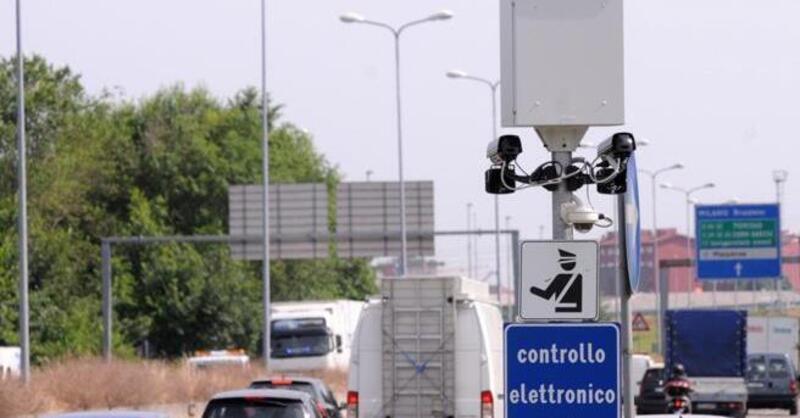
top-left (2, 0), bottom-right (799, 281)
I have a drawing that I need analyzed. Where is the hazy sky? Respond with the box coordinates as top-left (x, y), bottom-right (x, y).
top-left (2, 1), bottom-right (799, 279)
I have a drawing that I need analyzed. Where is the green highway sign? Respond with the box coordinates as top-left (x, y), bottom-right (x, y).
top-left (695, 204), bottom-right (781, 280)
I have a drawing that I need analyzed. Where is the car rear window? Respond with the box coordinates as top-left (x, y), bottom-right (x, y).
top-left (203, 398), bottom-right (308, 418)
top-left (748, 358), bottom-right (768, 380)
top-left (642, 369), bottom-right (663, 385)
top-left (250, 381), bottom-right (317, 399)
top-left (769, 358), bottom-right (790, 378)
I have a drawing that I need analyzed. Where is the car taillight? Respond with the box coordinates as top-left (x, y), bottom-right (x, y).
top-left (791, 380), bottom-right (798, 394)
top-left (347, 391), bottom-right (359, 418)
top-left (481, 390), bottom-right (494, 418)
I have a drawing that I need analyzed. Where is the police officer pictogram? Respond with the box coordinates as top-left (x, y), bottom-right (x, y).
top-left (519, 241), bottom-right (598, 320)
top-left (529, 249), bottom-right (583, 313)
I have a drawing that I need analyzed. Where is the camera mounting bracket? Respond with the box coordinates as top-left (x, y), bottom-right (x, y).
top-left (534, 126), bottom-right (589, 152)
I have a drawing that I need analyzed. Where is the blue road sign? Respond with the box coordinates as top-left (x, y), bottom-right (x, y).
top-left (695, 204), bottom-right (781, 280)
top-left (623, 154), bottom-right (641, 293)
top-left (505, 323), bottom-right (620, 418)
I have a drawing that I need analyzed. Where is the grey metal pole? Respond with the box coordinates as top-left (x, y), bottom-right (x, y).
top-left (472, 210), bottom-right (479, 278)
top-left (467, 203), bottom-right (473, 277)
top-left (505, 217), bottom-right (513, 317)
top-left (260, 0), bottom-right (272, 371)
top-left (651, 175), bottom-right (662, 353)
top-left (685, 195), bottom-right (692, 308)
top-left (551, 151), bottom-right (574, 240)
top-left (491, 84), bottom-right (501, 303)
top-left (618, 194), bottom-right (635, 418)
top-left (511, 230), bottom-right (521, 320)
top-left (659, 264), bottom-right (669, 360)
top-left (101, 241), bottom-right (112, 361)
top-left (393, 33), bottom-right (408, 276)
top-left (15, 0), bottom-right (31, 384)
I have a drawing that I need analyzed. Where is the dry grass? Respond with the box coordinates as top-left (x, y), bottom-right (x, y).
top-left (0, 358), bottom-right (347, 418)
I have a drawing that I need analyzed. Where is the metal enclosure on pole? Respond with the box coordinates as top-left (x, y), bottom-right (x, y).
top-left (15, 0), bottom-right (31, 384)
top-left (260, 0), bottom-right (271, 370)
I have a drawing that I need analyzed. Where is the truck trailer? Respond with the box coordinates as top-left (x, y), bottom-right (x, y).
top-left (347, 276), bottom-right (504, 418)
top-left (665, 309), bottom-right (748, 418)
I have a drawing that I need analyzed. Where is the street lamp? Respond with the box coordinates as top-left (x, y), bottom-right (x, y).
top-left (446, 69), bottom-right (501, 302)
top-left (639, 163), bottom-right (683, 354)
top-left (660, 181), bottom-right (715, 307)
top-left (341, 10), bottom-right (453, 276)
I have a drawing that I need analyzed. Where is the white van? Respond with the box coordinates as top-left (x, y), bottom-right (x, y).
top-left (270, 300), bottom-right (365, 372)
top-left (347, 276), bottom-right (504, 418)
top-left (748, 316), bottom-right (800, 367)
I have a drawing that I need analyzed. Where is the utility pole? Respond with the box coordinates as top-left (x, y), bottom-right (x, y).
top-left (774, 170), bottom-right (788, 310)
top-left (260, 0), bottom-right (271, 370)
top-left (15, 0), bottom-right (31, 384)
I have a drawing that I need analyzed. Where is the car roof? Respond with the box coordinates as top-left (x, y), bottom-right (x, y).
top-left (212, 388), bottom-right (312, 401)
top-left (43, 412), bottom-right (167, 418)
top-left (252, 376), bottom-right (323, 385)
top-left (748, 352), bottom-right (790, 359)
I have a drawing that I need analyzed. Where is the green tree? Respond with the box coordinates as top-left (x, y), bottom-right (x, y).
top-left (0, 55), bottom-right (377, 360)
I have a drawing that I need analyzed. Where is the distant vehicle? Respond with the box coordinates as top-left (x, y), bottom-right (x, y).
top-left (250, 376), bottom-right (344, 418)
top-left (747, 316), bottom-right (800, 367)
top-left (43, 412), bottom-right (167, 418)
top-left (635, 367), bottom-right (668, 415)
top-left (0, 346), bottom-right (20, 380)
top-left (746, 352), bottom-right (798, 414)
top-left (347, 276), bottom-right (504, 418)
top-left (664, 310), bottom-right (748, 418)
top-left (187, 348), bottom-right (249, 369)
top-left (202, 388), bottom-right (323, 418)
top-left (270, 300), bottom-right (365, 372)
top-left (631, 354), bottom-right (658, 395)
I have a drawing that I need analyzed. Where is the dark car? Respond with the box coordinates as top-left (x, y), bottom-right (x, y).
top-left (250, 376), bottom-right (343, 418)
top-left (635, 367), bottom-right (668, 415)
top-left (203, 389), bottom-right (323, 418)
top-left (746, 353), bottom-right (798, 414)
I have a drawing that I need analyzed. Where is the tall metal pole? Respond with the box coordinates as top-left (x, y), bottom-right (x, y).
top-left (774, 170), bottom-right (787, 310)
top-left (15, 0), bottom-right (31, 384)
top-left (651, 177), bottom-right (661, 349)
top-left (506, 216), bottom-right (513, 314)
top-left (341, 12), bottom-right (453, 276)
top-left (685, 194), bottom-right (692, 308)
top-left (490, 84), bottom-right (501, 303)
top-left (392, 33), bottom-right (408, 276)
top-left (473, 210), bottom-right (479, 278)
top-left (618, 193), bottom-right (635, 418)
top-left (467, 203), bottom-right (473, 278)
top-left (260, 0), bottom-right (272, 370)
top-left (101, 241), bottom-right (112, 361)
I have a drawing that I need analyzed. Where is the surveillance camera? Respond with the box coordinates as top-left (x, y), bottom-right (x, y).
top-left (487, 135), bottom-right (523, 164)
top-left (560, 196), bottom-right (601, 234)
top-left (596, 132), bottom-right (636, 159)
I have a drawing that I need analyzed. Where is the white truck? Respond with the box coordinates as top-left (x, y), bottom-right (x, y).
top-left (270, 299), bottom-right (366, 372)
top-left (347, 276), bottom-right (504, 418)
top-left (747, 316), bottom-right (800, 367)
top-left (0, 346), bottom-right (21, 380)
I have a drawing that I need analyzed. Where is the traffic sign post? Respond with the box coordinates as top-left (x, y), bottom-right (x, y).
top-left (505, 323), bottom-right (620, 418)
top-left (519, 241), bottom-right (598, 321)
top-left (695, 204), bottom-right (781, 280)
